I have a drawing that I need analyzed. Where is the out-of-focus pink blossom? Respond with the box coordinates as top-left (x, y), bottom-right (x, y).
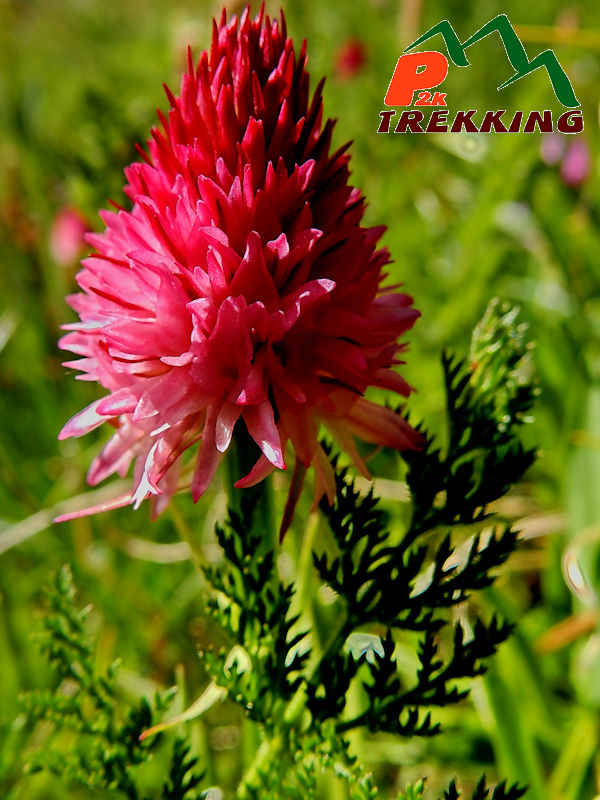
top-left (335, 39), bottom-right (367, 80)
top-left (540, 133), bottom-right (566, 166)
top-left (57, 7), bottom-right (420, 535)
top-left (561, 138), bottom-right (591, 187)
top-left (50, 208), bottom-right (90, 266)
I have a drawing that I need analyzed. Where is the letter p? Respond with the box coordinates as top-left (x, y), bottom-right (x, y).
top-left (384, 51), bottom-right (449, 106)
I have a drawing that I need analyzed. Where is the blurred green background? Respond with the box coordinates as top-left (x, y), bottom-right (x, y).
top-left (1, 0), bottom-right (599, 796)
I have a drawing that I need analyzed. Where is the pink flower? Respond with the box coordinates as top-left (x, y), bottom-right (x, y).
top-left (540, 135), bottom-right (591, 189)
top-left (50, 208), bottom-right (90, 266)
top-left (540, 134), bottom-right (565, 166)
top-left (560, 138), bottom-right (591, 187)
top-left (335, 39), bottom-right (367, 80)
top-left (57, 7), bottom-right (420, 533)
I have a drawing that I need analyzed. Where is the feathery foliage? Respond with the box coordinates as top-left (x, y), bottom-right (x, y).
top-left (398, 775), bottom-right (527, 800)
top-left (201, 487), bottom-right (310, 726)
top-left (22, 301), bottom-right (534, 798)
top-left (443, 775), bottom-right (527, 800)
top-left (21, 565), bottom-right (207, 799)
top-left (308, 300), bottom-right (536, 744)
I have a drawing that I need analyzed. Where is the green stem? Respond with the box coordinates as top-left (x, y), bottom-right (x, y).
top-left (295, 511), bottom-right (322, 654)
top-left (224, 429), bottom-right (355, 795)
top-left (222, 434), bottom-right (246, 517)
top-left (169, 501), bottom-right (206, 570)
top-left (225, 427), bottom-right (277, 546)
top-left (236, 612), bottom-right (354, 795)
top-left (223, 433), bottom-right (276, 773)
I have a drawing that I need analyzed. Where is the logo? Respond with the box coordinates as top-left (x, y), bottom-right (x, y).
top-left (378, 14), bottom-right (583, 134)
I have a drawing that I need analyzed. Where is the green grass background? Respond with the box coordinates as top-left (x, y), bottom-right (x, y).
top-left (1, 0), bottom-right (599, 796)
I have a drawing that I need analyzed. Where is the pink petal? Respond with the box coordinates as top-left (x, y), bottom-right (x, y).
top-left (151, 460), bottom-right (181, 518)
top-left (373, 368), bottom-right (413, 397)
top-left (243, 402), bottom-right (285, 468)
top-left (192, 408), bottom-right (222, 501)
top-left (346, 398), bottom-right (422, 450)
top-left (87, 425), bottom-right (142, 485)
top-left (97, 389), bottom-right (138, 416)
top-left (312, 442), bottom-right (336, 507)
top-left (230, 230), bottom-right (279, 307)
top-left (58, 398), bottom-right (110, 440)
top-left (279, 458), bottom-right (307, 541)
top-left (326, 419), bottom-right (370, 479)
top-left (235, 454), bottom-right (276, 488)
top-left (215, 403), bottom-right (240, 452)
top-left (54, 492), bottom-right (133, 523)
top-left (132, 440), bottom-right (162, 508)
top-left (270, 278), bottom-right (335, 339)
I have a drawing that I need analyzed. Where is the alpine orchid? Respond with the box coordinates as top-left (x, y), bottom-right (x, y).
top-left (58, 6), bottom-right (421, 532)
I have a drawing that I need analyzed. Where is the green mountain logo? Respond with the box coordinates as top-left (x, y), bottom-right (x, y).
top-left (404, 14), bottom-right (579, 107)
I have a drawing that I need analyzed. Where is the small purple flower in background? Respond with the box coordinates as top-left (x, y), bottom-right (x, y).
top-left (335, 39), bottom-right (367, 80)
top-left (50, 208), bottom-right (90, 266)
top-left (561, 139), bottom-right (591, 188)
top-left (540, 134), bottom-right (591, 189)
top-left (540, 133), bottom-right (566, 166)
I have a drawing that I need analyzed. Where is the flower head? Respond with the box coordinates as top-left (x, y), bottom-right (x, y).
top-left (58, 6), bottom-right (420, 532)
